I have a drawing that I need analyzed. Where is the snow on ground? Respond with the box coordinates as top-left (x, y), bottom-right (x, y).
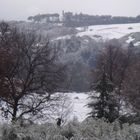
top-left (134, 41), bottom-right (140, 46)
top-left (0, 91), bottom-right (132, 124)
top-left (45, 92), bottom-right (91, 123)
top-left (76, 23), bottom-right (140, 41)
top-left (53, 35), bottom-right (72, 41)
top-left (0, 92), bottom-right (91, 124)
top-left (52, 23), bottom-right (140, 42)
top-left (126, 36), bottom-right (135, 43)
top-left (67, 92), bottom-right (91, 122)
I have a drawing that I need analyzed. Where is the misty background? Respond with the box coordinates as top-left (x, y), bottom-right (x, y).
top-left (0, 0), bottom-right (140, 20)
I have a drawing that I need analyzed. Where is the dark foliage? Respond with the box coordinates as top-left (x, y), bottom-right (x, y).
top-left (88, 67), bottom-right (118, 122)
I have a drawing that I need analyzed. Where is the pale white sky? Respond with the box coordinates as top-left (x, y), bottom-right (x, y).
top-left (0, 0), bottom-right (139, 20)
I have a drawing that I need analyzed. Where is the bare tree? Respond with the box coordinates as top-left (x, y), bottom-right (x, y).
top-left (123, 51), bottom-right (140, 115)
top-left (0, 22), bottom-right (65, 122)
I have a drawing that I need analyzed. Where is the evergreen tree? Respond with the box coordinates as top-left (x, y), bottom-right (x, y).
top-left (88, 68), bottom-right (118, 122)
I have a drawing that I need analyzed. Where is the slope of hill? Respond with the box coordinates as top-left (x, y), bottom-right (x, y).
top-left (76, 23), bottom-right (140, 41)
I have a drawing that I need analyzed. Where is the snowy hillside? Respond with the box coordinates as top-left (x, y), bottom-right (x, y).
top-left (76, 23), bottom-right (140, 41)
top-left (53, 23), bottom-right (140, 47)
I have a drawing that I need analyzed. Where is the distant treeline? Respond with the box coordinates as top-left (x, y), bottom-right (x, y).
top-left (28, 11), bottom-right (140, 27)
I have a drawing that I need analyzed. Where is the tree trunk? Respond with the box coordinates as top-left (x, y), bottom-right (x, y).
top-left (12, 101), bottom-right (18, 123)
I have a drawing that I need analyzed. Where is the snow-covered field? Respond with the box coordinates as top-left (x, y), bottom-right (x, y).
top-left (0, 92), bottom-right (91, 124)
top-left (54, 23), bottom-right (140, 43)
top-left (76, 23), bottom-right (140, 41)
top-left (67, 92), bottom-right (90, 121)
top-left (41, 92), bottom-right (91, 123)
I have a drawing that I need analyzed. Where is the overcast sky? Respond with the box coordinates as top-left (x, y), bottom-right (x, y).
top-left (0, 0), bottom-right (140, 20)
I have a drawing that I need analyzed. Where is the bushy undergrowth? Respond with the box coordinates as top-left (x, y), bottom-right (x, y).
top-left (0, 118), bottom-right (140, 140)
